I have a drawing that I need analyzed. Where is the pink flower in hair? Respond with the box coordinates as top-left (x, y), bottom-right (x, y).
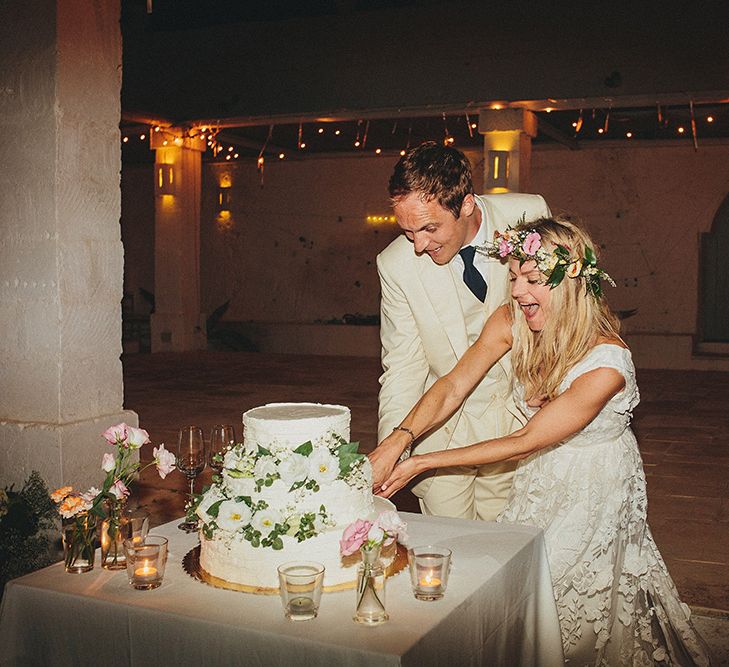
top-left (498, 238), bottom-right (513, 257)
top-left (522, 232), bottom-right (542, 256)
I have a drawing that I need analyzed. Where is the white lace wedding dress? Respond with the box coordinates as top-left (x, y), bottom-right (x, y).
top-left (498, 344), bottom-right (712, 666)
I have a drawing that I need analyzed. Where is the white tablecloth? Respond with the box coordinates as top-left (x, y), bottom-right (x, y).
top-left (0, 513), bottom-right (564, 667)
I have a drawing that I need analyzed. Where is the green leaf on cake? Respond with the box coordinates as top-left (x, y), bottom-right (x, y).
top-left (257, 445), bottom-right (272, 457)
top-left (293, 441), bottom-right (313, 456)
top-left (206, 499), bottom-right (224, 518)
top-left (337, 441), bottom-right (364, 475)
top-left (271, 536), bottom-right (284, 550)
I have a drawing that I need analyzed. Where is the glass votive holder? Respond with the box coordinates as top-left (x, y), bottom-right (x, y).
top-left (122, 508), bottom-right (150, 545)
top-left (277, 561), bottom-right (325, 621)
top-left (123, 535), bottom-right (168, 590)
top-left (408, 545), bottom-right (452, 601)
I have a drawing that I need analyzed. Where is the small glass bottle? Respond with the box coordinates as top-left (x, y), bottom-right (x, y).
top-left (353, 546), bottom-right (389, 625)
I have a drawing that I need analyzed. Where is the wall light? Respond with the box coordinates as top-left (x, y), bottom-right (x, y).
top-left (486, 150), bottom-right (510, 189)
top-left (156, 164), bottom-right (175, 195)
top-left (218, 187), bottom-right (232, 212)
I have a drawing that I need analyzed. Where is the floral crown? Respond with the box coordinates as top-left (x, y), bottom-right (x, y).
top-left (478, 225), bottom-right (615, 298)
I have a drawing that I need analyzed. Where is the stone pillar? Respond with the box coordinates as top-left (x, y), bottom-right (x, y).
top-left (150, 132), bottom-right (207, 352)
top-left (479, 109), bottom-right (538, 193)
top-left (0, 0), bottom-right (137, 490)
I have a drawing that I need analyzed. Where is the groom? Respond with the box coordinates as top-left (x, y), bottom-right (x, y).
top-left (370, 142), bottom-right (550, 520)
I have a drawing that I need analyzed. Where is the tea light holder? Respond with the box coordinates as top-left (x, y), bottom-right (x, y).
top-left (123, 535), bottom-right (168, 590)
top-left (408, 545), bottom-right (452, 601)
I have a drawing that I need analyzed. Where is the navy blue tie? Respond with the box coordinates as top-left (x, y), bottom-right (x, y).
top-left (458, 246), bottom-right (487, 302)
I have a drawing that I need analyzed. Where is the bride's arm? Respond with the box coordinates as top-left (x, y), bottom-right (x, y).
top-left (369, 304), bottom-right (513, 490)
top-left (378, 365), bottom-right (626, 497)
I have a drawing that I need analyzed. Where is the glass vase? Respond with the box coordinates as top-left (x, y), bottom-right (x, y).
top-left (62, 512), bottom-right (97, 573)
top-left (100, 500), bottom-right (128, 570)
top-left (353, 546), bottom-right (388, 625)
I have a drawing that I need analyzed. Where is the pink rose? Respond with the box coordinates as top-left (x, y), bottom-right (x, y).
top-left (339, 519), bottom-right (372, 556)
top-left (103, 423), bottom-right (128, 446)
top-left (154, 444), bottom-right (176, 479)
top-left (126, 426), bottom-right (151, 449)
top-left (376, 510), bottom-right (408, 545)
top-left (109, 479), bottom-right (130, 500)
top-left (522, 231), bottom-right (541, 256)
top-left (81, 487), bottom-right (101, 503)
top-left (498, 238), bottom-right (513, 258)
top-left (101, 452), bottom-right (116, 473)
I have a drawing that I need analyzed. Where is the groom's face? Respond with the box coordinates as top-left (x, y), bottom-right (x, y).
top-left (393, 192), bottom-right (475, 265)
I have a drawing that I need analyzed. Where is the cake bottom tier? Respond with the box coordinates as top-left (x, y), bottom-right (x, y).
top-left (199, 497), bottom-right (396, 591)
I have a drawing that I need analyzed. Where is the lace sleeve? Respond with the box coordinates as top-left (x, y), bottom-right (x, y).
top-left (561, 345), bottom-right (640, 415)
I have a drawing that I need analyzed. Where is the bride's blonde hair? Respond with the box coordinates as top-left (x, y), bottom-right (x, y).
top-left (509, 216), bottom-right (621, 400)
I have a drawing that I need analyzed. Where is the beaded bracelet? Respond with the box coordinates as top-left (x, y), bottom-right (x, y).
top-left (392, 425), bottom-right (416, 444)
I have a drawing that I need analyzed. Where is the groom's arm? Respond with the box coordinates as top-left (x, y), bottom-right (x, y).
top-left (377, 251), bottom-right (429, 446)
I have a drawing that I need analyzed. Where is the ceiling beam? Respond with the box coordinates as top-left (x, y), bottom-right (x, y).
top-left (537, 118), bottom-right (580, 150)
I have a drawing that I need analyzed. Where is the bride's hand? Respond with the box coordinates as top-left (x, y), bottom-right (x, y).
top-left (377, 457), bottom-right (421, 499)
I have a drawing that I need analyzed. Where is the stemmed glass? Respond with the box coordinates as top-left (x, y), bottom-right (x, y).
top-left (209, 424), bottom-right (236, 473)
top-left (176, 425), bottom-right (206, 532)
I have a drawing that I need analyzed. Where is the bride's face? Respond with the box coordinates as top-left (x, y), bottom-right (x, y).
top-left (509, 259), bottom-right (552, 332)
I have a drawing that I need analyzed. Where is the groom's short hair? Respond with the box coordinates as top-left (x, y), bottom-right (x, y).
top-left (388, 141), bottom-right (474, 219)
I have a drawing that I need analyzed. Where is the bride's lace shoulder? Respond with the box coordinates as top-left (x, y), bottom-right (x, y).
top-left (561, 344), bottom-right (640, 415)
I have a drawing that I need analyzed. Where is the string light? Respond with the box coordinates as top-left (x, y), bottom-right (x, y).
top-left (678, 126), bottom-right (685, 134)
top-left (400, 149), bottom-right (406, 156)
top-left (626, 132), bottom-right (633, 138)
top-left (471, 123), bottom-right (477, 129)
top-left (300, 142), bottom-right (306, 148)
top-left (375, 148), bottom-right (382, 154)
top-left (140, 134), bottom-right (146, 140)
top-left (334, 129), bottom-right (341, 135)
top-left (278, 153), bottom-right (285, 159)
top-left (318, 127), bottom-right (324, 134)
top-left (234, 153), bottom-right (239, 158)
top-left (122, 136), bottom-right (129, 143)
top-left (707, 116), bottom-right (714, 123)
top-left (597, 128), bottom-right (604, 134)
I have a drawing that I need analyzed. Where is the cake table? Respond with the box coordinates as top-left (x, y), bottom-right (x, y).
top-left (0, 512), bottom-right (564, 667)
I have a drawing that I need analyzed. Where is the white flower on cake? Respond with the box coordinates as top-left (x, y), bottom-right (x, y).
top-left (253, 455), bottom-right (278, 480)
top-left (251, 507), bottom-right (283, 534)
top-left (277, 452), bottom-right (309, 486)
top-left (196, 486), bottom-right (226, 521)
top-left (217, 500), bottom-right (253, 532)
top-left (307, 448), bottom-right (340, 484)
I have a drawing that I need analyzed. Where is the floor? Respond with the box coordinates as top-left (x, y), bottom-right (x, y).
top-left (125, 350), bottom-right (729, 662)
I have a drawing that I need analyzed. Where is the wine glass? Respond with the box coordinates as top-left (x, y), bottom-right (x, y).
top-left (176, 425), bottom-right (206, 532)
top-left (209, 424), bottom-right (236, 473)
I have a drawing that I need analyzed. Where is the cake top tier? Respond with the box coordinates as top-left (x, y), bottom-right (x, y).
top-left (243, 402), bottom-right (351, 449)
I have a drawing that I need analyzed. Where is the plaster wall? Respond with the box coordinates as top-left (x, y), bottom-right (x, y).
top-left (0, 0), bottom-right (136, 489)
top-left (530, 140), bottom-right (729, 369)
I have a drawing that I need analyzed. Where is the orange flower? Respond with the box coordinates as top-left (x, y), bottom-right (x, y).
top-left (58, 494), bottom-right (91, 518)
top-left (51, 485), bottom-right (73, 503)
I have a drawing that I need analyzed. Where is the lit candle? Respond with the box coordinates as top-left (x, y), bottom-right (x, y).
top-left (419, 571), bottom-right (442, 589)
top-left (134, 562), bottom-right (158, 581)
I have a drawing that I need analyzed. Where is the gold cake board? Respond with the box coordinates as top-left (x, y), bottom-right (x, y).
top-left (183, 542), bottom-right (408, 595)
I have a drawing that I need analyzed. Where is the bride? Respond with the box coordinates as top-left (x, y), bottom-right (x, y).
top-left (369, 217), bottom-right (711, 666)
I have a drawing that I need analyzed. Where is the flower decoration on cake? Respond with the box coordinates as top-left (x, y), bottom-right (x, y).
top-left (478, 223), bottom-right (616, 298)
top-left (191, 431), bottom-right (370, 550)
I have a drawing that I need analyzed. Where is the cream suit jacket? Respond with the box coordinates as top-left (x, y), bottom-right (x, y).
top-left (377, 193), bottom-right (551, 508)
